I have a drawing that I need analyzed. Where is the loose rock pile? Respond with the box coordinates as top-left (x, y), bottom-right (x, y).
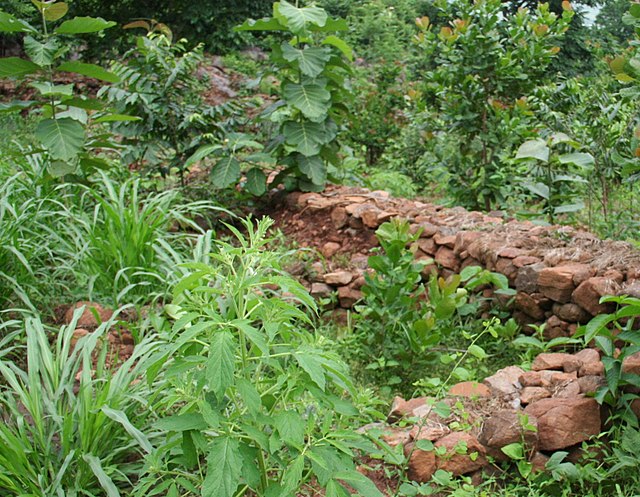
top-left (62, 301), bottom-right (135, 365)
top-left (366, 349), bottom-right (638, 482)
top-left (272, 186), bottom-right (640, 334)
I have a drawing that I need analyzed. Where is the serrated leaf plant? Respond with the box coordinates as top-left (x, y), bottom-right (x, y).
top-left (134, 217), bottom-right (382, 497)
top-left (0, 2), bottom-right (133, 178)
top-left (230, 0), bottom-right (354, 191)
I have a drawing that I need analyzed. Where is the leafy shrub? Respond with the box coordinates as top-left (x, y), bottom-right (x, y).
top-left (68, 0), bottom-right (274, 54)
top-left (135, 217), bottom-right (381, 497)
top-left (233, 1), bottom-right (354, 192)
top-left (413, 0), bottom-right (574, 210)
top-left (515, 132), bottom-right (595, 223)
top-left (101, 32), bottom-right (242, 180)
top-left (348, 62), bottom-right (409, 166)
top-left (0, 311), bottom-right (158, 496)
top-left (0, 3), bottom-right (126, 178)
top-left (352, 219), bottom-right (514, 395)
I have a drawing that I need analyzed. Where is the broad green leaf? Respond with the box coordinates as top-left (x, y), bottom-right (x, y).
top-left (35, 117), bottom-right (85, 161)
top-left (55, 16), bottom-right (116, 34)
top-left (155, 412), bottom-right (208, 432)
top-left (0, 57), bottom-right (41, 78)
top-left (298, 154), bottom-right (326, 185)
top-left (322, 35), bottom-right (353, 60)
top-left (501, 442), bottom-right (524, 460)
top-left (184, 143), bottom-right (222, 169)
top-left (296, 347), bottom-right (326, 390)
top-left (57, 61), bottom-right (120, 83)
top-left (93, 113), bottom-right (142, 123)
top-left (583, 313), bottom-right (615, 343)
top-left (415, 439), bottom-right (435, 451)
top-left (558, 152), bottom-right (595, 168)
top-left (282, 455), bottom-right (305, 494)
top-left (554, 202), bottom-right (584, 214)
top-left (211, 156), bottom-right (241, 188)
top-left (232, 319), bottom-right (268, 355)
top-left (516, 139), bottom-right (549, 162)
top-left (63, 96), bottom-right (105, 110)
top-left (283, 81), bottom-right (331, 121)
top-left (549, 132), bottom-right (572, 145)
top-left (274, 410), bottom-right (305, 447)
top-left (32, 1), bottom-right (68, 22)
top-left (24, 36), bottom-right (57, 66)
top-left (282, 44), bottom-right (331, 77)
top-left (275, 0), bottom-right (328, 34)
top-left (206, 331), bottom-right (236, 400)
top-left (82, 454), bottom-right (120, 497)
top-left (609, 56), bottom-right (626, 74)
top-left (631, 2), bottom-right (640, 17)
top-left (202, 437), bottom-right (242, 497)
top-left (467, 344), bottom-right (487, 359)
top-left (236, 378), bottom-right (261, 415)
top-left (234, 17), bottom-right (287, 32)
top-left (30, 82), bottom-right (74, 96)
top-left (283, 120), bottom-right (328, 156)
top-left (0, 100), bottom-right (37, 112)
top-left (313, 18), bottom-right (349, 32)
top-left (0, 12), bottom-right (36, 33)
top-left (334, 470), bottom-right (383, 497)
top-left (524, 182), bottom-right (550, 200)
top-left (245, 167), bottom-right (267, 196)
top-left (102, 406), bottom-right (152, 453)
top-left (48, 159), bottom-right (76, 177)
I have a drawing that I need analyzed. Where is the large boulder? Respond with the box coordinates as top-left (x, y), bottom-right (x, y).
top-left (435, 432), bottom-right (487, 476)
top-left (478, 409), bottom-right (538, 459)
top-left (524, 398), bottom-right (601, 451)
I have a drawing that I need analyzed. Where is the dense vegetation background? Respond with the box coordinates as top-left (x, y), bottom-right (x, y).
top-left (1, 0), bottom-right (640, 495)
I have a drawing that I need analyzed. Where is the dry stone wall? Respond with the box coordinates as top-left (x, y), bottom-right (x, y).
top-left (278, 186), bottom-right (640, 334)
top-left (371, 349), bottom-right (611, 482)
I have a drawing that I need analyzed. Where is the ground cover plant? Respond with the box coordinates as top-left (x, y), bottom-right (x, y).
top-left (2, 0), bottom-right (640, 496)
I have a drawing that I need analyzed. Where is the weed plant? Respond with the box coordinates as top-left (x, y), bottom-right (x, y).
top-left (134, 217), bottom-right (382, 497)
top-left (0, 309), bottom-right (159, 496)
top-left (71, 174), bottom-right (227, 304)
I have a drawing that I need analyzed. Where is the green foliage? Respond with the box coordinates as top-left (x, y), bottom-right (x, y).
top-left (515, 132), bottom-right (594, 223)
top-left (72, 174), bottom-right (225, 304)
top-left (67, 0), bottom-right (274, 54)
top-left (135, 217), bottom-right (381, 497)
top-left (414, 0), bottom-right (574, 210)
top-left (101, 33), bottom-right (242, 179)
top-left (575, 295), bottom-right (640, 420)
top-left (235, 1), bottom-right (353, 191)
top-left (0, 3), bottom-right (126, 178)
top-left (352, 219), bottom-right (514, 395)
top-left (348, 62), bottom-right (409, 166)
top-left (0, 311), bottom-right (158, 496)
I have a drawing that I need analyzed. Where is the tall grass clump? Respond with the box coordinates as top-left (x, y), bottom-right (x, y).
top-left (0, 310), bottom-right (159, 496)
top-left (62, 173), bottom-right (229, 305)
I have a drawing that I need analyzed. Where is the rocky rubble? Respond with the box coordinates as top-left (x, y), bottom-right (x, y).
top-left (368, 350), bottom-right (617, 482)
top-left (62, 301), bottom-right (135, 365)
top-left (271, 186), bottom-right (640, 333)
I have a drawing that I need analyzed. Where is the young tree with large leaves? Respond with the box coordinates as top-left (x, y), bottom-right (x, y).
top-left (235, 0), bottom-right (354, 191)
top-left (415, 0), bottom-right (574, 210)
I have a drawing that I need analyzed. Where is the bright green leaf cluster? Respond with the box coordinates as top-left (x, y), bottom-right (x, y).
top-left (0, 3), bottom-right (127, 177)
top-left (234, 0), bottom-right (354, 191)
